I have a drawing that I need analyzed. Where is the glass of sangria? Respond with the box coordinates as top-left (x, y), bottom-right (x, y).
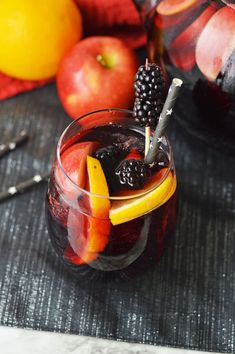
top-left (46, 108), bottom-right (177, 280)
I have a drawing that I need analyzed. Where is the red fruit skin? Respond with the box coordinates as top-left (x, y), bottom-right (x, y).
top-left (64, 245), bottom-right (86, 265)
top-left (196, 7), bottom-right (235, 81)
top-left (55, 141), bottom-right (98, 200)
top-left (65, 206), bottom-right (110, 265)
top-left (169, 4), bottom-right (217, 71)
top-left (57, 36), bottom-right (139, 119)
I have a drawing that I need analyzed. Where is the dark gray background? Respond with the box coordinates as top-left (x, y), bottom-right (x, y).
top-left (0, 79), bottom-right (235, 352)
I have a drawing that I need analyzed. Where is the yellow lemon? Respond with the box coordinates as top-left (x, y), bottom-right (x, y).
top-left (157, 0), bottom-right (197, 16)
top-left (110, 170), bottom-right (177, 225)
top-left (0, 0), bottom-right (82, 80)
top-left (86, 156), bottom-right (111, 219)
top-left (86, 156), bottom-right (111, 254)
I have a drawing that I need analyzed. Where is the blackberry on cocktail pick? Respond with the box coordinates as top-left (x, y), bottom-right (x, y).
top-left (134, 63), bottom-right (164, 102)
top-left (115, 159), bottom-right (148, 189)
top-left (133, 59), bottom-right (165, 157)
top-left (133, 97), bottom-right (163, 128)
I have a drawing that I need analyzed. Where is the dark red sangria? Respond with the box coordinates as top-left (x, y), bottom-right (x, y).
top-left (46, 108), bottom-right (177, 279)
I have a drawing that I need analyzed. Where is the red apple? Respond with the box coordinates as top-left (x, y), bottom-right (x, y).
top-left (196, 7), bottom-right (235, 81)
top-left (57, 36), bottom-right (139, 119)
top-left (169, 4), bottom-right (217, 71)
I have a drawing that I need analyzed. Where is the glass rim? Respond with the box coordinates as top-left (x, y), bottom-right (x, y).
top-left (56, 108), bottom-right (174, 201)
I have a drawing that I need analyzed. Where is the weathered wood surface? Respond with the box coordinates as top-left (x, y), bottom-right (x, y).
top-left (0, 84), bottom-right (235, 353)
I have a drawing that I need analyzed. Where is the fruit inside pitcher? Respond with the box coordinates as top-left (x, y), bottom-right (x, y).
top-left (147, 0), bottom-right (235, 135)
top-left (46, 122), bottom-right (177, 279)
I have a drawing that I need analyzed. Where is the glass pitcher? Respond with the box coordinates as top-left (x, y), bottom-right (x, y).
top-left (134, 0), bottom-right (235, 152)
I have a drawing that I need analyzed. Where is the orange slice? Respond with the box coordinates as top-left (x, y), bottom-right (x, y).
top-left (157, 0), bottom-right (198, 16)
top-left (110, 169), bottom-right (176, 225)
top-left (85, 156), bottom-right (111, 253)
top-left (87, 156), bottom-right (110, 218)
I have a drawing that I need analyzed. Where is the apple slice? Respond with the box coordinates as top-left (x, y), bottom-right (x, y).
top-left (64, 245), bottom-right (96, 265)
top-left (169, 4), bottom-right (217, 71)
top-left (66, 213), bottom-right (110, 265)
top-left (157, 0), bottom-right (198, 16)
top-left (110, 169), bottom-right (176, 226)
top-left (55, 141), bottom-right (98, 200)
top-left (196, 7), bottom-right (235, 81)
top-left (66, 210), bottom-right (98, 265)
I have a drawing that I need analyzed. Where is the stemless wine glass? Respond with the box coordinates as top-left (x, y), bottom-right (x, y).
top-left (46, 108), bottom-right (177, 280)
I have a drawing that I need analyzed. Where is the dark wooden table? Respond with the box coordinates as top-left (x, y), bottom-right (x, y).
top-left (0, 83), bottom-right (235, 353)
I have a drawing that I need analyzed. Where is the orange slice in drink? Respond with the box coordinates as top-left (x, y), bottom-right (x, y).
top-left (86, 156), bottom-right (110, 218)
top-left (157, 0), bottom-right (198, 16)
top-left (109, 168), bottom-right (176, 226)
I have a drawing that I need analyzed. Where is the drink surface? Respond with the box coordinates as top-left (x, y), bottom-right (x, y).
top-left (46, 123), bottom-right (177, 279)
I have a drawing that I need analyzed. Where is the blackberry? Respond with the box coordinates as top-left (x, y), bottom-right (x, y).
top-left (134, 63), bottom-right (164, 102)
top-left (133, 97), bottom-right (163, 127)
top-left (94, 145), bottom-right (121, 194)
top-left (115, 159), bottom-right (148, 189)
top-left (94, 145), bottom-right (119, 163)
